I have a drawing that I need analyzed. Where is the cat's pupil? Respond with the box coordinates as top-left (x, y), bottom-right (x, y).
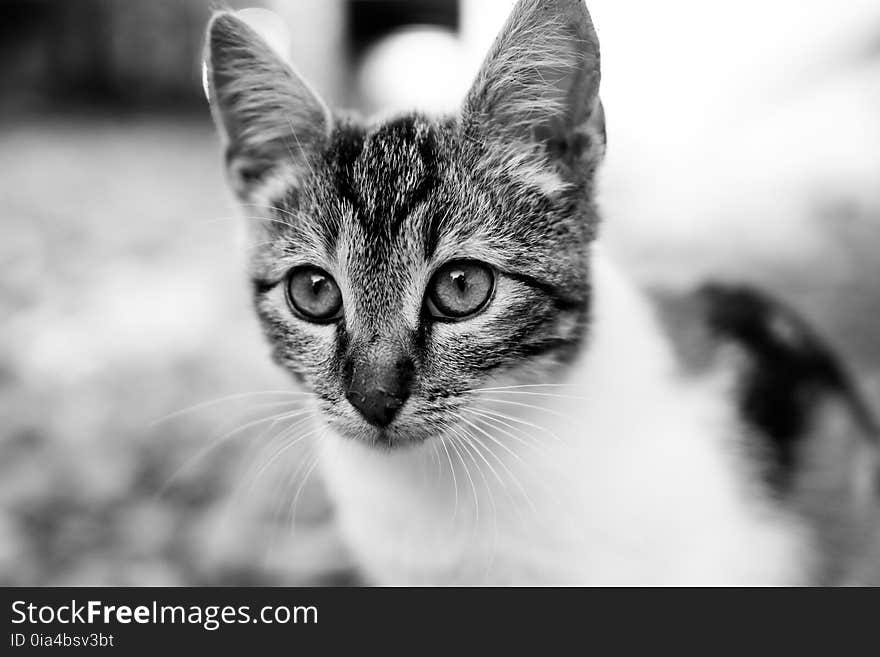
top-left (451, 272), bottom-right (468, 295)
top-left (310, 275), bottom-right (326, 297)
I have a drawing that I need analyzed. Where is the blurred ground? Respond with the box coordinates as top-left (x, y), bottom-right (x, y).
top-left (0, 111), bottom-right (878, 586)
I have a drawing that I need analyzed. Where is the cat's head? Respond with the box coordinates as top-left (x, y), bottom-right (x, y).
top-left (204, 0), bottom-right (605, 447)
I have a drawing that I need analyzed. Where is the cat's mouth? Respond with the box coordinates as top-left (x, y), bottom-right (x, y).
top-left (335, 425), bottom-right (427, 450)
top-left (322, 403), bottom-right (438, 450)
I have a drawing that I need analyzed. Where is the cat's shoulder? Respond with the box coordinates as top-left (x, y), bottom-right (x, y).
top-left (651, 281), bottom-right (880, 583)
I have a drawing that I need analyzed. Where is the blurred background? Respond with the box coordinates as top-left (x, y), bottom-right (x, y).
top-left (1, 0), bottom-right (879, 585)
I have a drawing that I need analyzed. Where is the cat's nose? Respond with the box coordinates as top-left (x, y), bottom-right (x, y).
top-left (343, 354), bottom-right (414, 428)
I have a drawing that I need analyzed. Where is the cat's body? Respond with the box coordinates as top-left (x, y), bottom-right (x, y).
top-left (319, 250), bottom-right (814, 585)
top-left (205, 0), bottom-right (880, 585)
top-left (319, 248), bottom-right (880, 586)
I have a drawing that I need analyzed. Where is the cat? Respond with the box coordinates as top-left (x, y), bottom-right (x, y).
top-left (204, 0), bottom-right (880, 584)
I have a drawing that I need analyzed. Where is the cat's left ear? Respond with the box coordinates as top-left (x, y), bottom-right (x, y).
top-left (462, 0), bottom-right (605, 184)
top-left (204, 11), bottom-right (331, 201)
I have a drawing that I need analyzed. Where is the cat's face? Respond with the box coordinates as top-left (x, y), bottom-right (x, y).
top-left (205, 0), bottom-right (605, 447)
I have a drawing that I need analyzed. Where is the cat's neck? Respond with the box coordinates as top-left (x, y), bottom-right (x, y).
top-left (570, 245), bottom-right (678, 395)
top-left (316, 246), bottom-right (808, 584)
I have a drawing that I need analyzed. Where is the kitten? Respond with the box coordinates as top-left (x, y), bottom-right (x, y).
top-left (204, 0), bottom-right (880, 584)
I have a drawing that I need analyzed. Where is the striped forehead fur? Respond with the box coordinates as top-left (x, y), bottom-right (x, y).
top-left (337, 117), bottom-right (439, 243)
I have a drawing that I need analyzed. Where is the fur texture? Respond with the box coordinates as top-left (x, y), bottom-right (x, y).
top-left (205, 0), bottom-right (880, 584)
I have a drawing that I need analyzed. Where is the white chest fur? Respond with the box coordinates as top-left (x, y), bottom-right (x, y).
top-left (316, 249), bottom-right (814, 585)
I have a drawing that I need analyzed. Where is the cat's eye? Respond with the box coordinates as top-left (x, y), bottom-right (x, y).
top-left (426, 260), bottom-right (495, 320)
top-left (286, 266), bottom-right (343, 322)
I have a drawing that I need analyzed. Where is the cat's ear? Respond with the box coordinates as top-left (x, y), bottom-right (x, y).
top-left (462, 0), bottom-right (604, 184)
top-left (204, 11), bottom-right (331, 201)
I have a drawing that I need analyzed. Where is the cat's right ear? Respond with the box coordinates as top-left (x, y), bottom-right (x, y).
top-left (204, 11), bottom-right (331, 202)
top-left (461, 0), bottom-right (604, 189)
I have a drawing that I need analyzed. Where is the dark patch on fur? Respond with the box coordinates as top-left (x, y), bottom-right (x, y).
top-left (322, 122), bottom-right (366, 251)
top-left (357, 116), bottom-right (439, 240)
top-left (697, 283), bottom-right (878, 489)
top-left (324, 116), bottom-right (440, 249)
top-left (251, 278), bottom-right (277, 296)
top-left (506, 270), bottom-right (588, 313)
top-left (423, 210), bottom-right (445, 260)
top-left (325, 124), bottom-right (365, 206)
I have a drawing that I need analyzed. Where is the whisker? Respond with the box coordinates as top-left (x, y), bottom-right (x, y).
top-left (281, 447), bottom-right (319, 525)
top-left (249, 402), bottom-right (318, 447)
top-left (239, 202), bottom-right (299, 220)
top-left (469, 389), bottom-right (589, 401)
top-left (430, 439), bottom-right (442, 481)
top-left (248, 419), bottom-right (318, 486)
top-left (463, 418), bottom-right (528, 469)
top-left (466, 396), bottom-right (577, 422)
top-left (460, 415), bottom-right (541, 518)
top-left (463, 408), bottom-right (549, 455)
top-left (447, 431), bottom-right (480, 528)
top-left (155, 406), bottom-right (312, 497)
top-left (235, 427), bottom-right (314, 518)
top-left (149, 390), bottom-right (314, 426)
top-left (287, 117), bottom-right (316, 178)
top-left (266, 429), bottom-right (326, 564)
top-left (212, 407), bottom-right (312, 448)
top-left (468, 383), bottom-right (590, 392)
top-left (453, 424), bottom-right (500, 571)
top-left (466, 406), bottom-right (564, 447)
top-left (456, 419), bottom-right (508, 489)
top-left (271, 426), bottom-right (325, 534)
top-left (289, 440), bottom-right (325, 531)
top-left (438, 434), bottom-right (460, 522)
